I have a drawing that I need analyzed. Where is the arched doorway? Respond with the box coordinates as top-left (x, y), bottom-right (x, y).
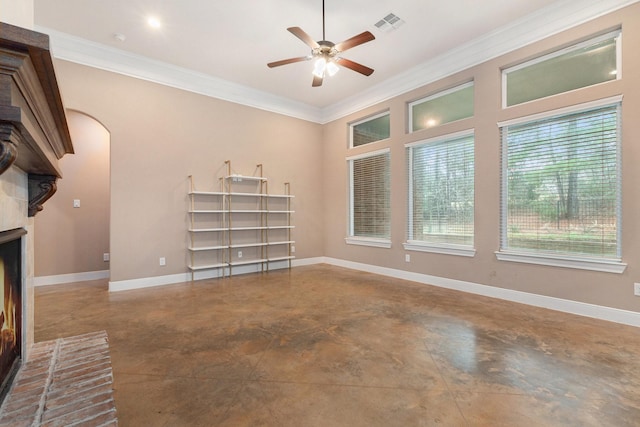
top-left (34, 110), bottom-right (111, 284)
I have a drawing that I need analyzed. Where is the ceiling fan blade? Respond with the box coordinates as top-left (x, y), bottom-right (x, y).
top-left (312, 74), bottom-right (323, 87)
top-left (267, 56), bottom-right (311, 68)
top-left (336, 58), bottom-right (374, 76)
top-left (287, 27), bottom-right (320, 49)
top-left (334, 31), bottom-right (375, 52)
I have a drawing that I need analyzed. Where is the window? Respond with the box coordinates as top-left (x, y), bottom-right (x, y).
top-left (409, 82), bottom-right (474, 132)
top-left (405, 131), bottom-right (475, 256)
top-left (498, 98), bottom-right (624, 273)
top-left (503, 30), bottom-right (620, 107)
top-left (350, 112), bottom-right (390, 148)
top-left (346, 149), bottom-right (391, 247)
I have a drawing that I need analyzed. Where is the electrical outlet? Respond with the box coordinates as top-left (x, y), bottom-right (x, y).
top-left (634, 283), bottom-right (640, 296)
top-left (405, 254), bottom-right (411, 263)
top-left (103, 253), bottom-right (110, 262)
top-left (73, 199), bottom-right (80, 208)
top-left (291, 246), bottom-right (296, 253)
top-left (159, 257), bottom-right (166, 266)
top-left (238, 251), bottom-right (243, 259)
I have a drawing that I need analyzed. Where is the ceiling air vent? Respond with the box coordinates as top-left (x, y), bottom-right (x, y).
top-left (374, 13), bottom-right (405, 33)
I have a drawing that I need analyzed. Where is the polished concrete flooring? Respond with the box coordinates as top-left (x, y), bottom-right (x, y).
top-left (35, 265), bottom-right (640, 426)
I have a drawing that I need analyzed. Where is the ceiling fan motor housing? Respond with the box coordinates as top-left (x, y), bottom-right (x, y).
top-left (313, 41), bottom-right (338, 59)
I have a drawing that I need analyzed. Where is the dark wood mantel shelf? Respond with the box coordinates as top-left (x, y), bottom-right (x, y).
top-left (0, 21), bottom-right (74, 216)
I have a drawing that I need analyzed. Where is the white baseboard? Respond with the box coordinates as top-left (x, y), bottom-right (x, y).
top-left (109, 272), bottom-right (190, 292)
top-left (292, 257), bottom-right (325, 267)
top-left (103, 256), bottom-right (639, 327)
top-left (108, 261), bottom-right (292, 292)
top-left (321, 257), bottom-right (640, 328)
top-left (34, 270), bottom-right (110, 287)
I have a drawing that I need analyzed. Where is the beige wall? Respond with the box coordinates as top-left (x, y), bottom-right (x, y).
top-left (34, 110), bottom-right (110, 276)
top-left (32, 3), bottom-right (640, 315)
top-left (0, 0), bottom-right (34, 29)
top-left (52, 60), bottom-right (324, 282)
top-left (323, 3), bottom-right (640, 313)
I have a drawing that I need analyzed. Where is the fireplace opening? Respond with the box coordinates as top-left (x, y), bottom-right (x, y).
top-left (0, 228), bottom-right (25, 404)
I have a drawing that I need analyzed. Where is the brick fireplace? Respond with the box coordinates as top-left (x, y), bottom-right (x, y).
top-left (0, 21), bottom-right (74, 402)
top-left (0, 20), bottom-right (118, 426)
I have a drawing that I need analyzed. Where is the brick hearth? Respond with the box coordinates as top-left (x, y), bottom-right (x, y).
top-left (0, 331), bottom-right (117, 426)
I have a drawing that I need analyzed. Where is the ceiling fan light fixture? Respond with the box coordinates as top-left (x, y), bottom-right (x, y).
top-left (313, 57), bottom-right (339, 78)
top-left (313, 57), bottom-right (327, 78)
top-left (326, 61), bottom-right (339, 77)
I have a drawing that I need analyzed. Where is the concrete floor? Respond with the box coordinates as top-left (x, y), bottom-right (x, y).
top-left (35, 264), bottom-right (640, 426)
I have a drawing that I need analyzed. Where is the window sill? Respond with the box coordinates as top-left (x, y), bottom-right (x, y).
top-left (345, 237), bottom-right (392, 249)
top-left (403, 241), bottom-right (475, 257)
top-left (495, 251), bottom-right (627, 274)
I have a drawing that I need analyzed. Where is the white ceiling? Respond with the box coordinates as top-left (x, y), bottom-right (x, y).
top-left (33, 0), bottom-right (636, 123)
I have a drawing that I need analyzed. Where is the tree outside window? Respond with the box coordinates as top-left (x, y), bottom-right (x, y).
top-left (407, 133), bottom-right (474, 247)
top-left (501, 103), bottom-right (621, 259)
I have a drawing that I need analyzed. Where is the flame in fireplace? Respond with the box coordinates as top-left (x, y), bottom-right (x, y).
top-left (0, 259), bottom-right (17, 357)
top-left (0, 235), bottom-right (22, 401)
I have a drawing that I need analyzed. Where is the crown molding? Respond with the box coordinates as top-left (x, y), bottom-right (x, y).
top-left (36, 26), bottom-right (324, 123)
top-left (36, 0), bottom-right (638, 125)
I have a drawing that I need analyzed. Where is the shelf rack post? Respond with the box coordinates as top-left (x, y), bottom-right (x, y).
top-left (225, 160), bottom-right (233, 277)
top-left (285, 182), bottom-right (292, 270)
top-left (189, 175), bottom-right (195, 281)
top-left (257, 164), bottom-right (267, 273)
top-left (220, 176), bottom-right (227, 278)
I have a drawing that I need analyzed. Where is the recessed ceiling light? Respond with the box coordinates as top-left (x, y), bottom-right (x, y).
top-left (147, 16), bottom-right (162, 29)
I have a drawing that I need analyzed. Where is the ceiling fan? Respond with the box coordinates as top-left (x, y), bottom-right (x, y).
top-left (267, 0), bottom-right (375, 87)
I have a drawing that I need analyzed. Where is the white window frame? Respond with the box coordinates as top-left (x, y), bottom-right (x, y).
top-left (349, 111), bottom-right (390, 149)
top-left (496, 95), bottom-right (626, 273)
top-left (346, 148), bottom-right (392, 248)
top-left (502, 30), bottom-right (622, 108)
top-left (408, 81), bottom-right (474, 133)
top-left (404, 129), bottom-right (476, 257)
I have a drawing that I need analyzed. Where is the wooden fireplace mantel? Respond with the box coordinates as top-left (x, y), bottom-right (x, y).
top-left (0, 22), bottom-right (74, 216)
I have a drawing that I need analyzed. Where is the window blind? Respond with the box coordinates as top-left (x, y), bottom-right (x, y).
top-left (407, 133), bottom-right (474, 246)
top-left (349, 151), bottom-right (391, 239)
top-left (500, 103), bottom-right (621, 259)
